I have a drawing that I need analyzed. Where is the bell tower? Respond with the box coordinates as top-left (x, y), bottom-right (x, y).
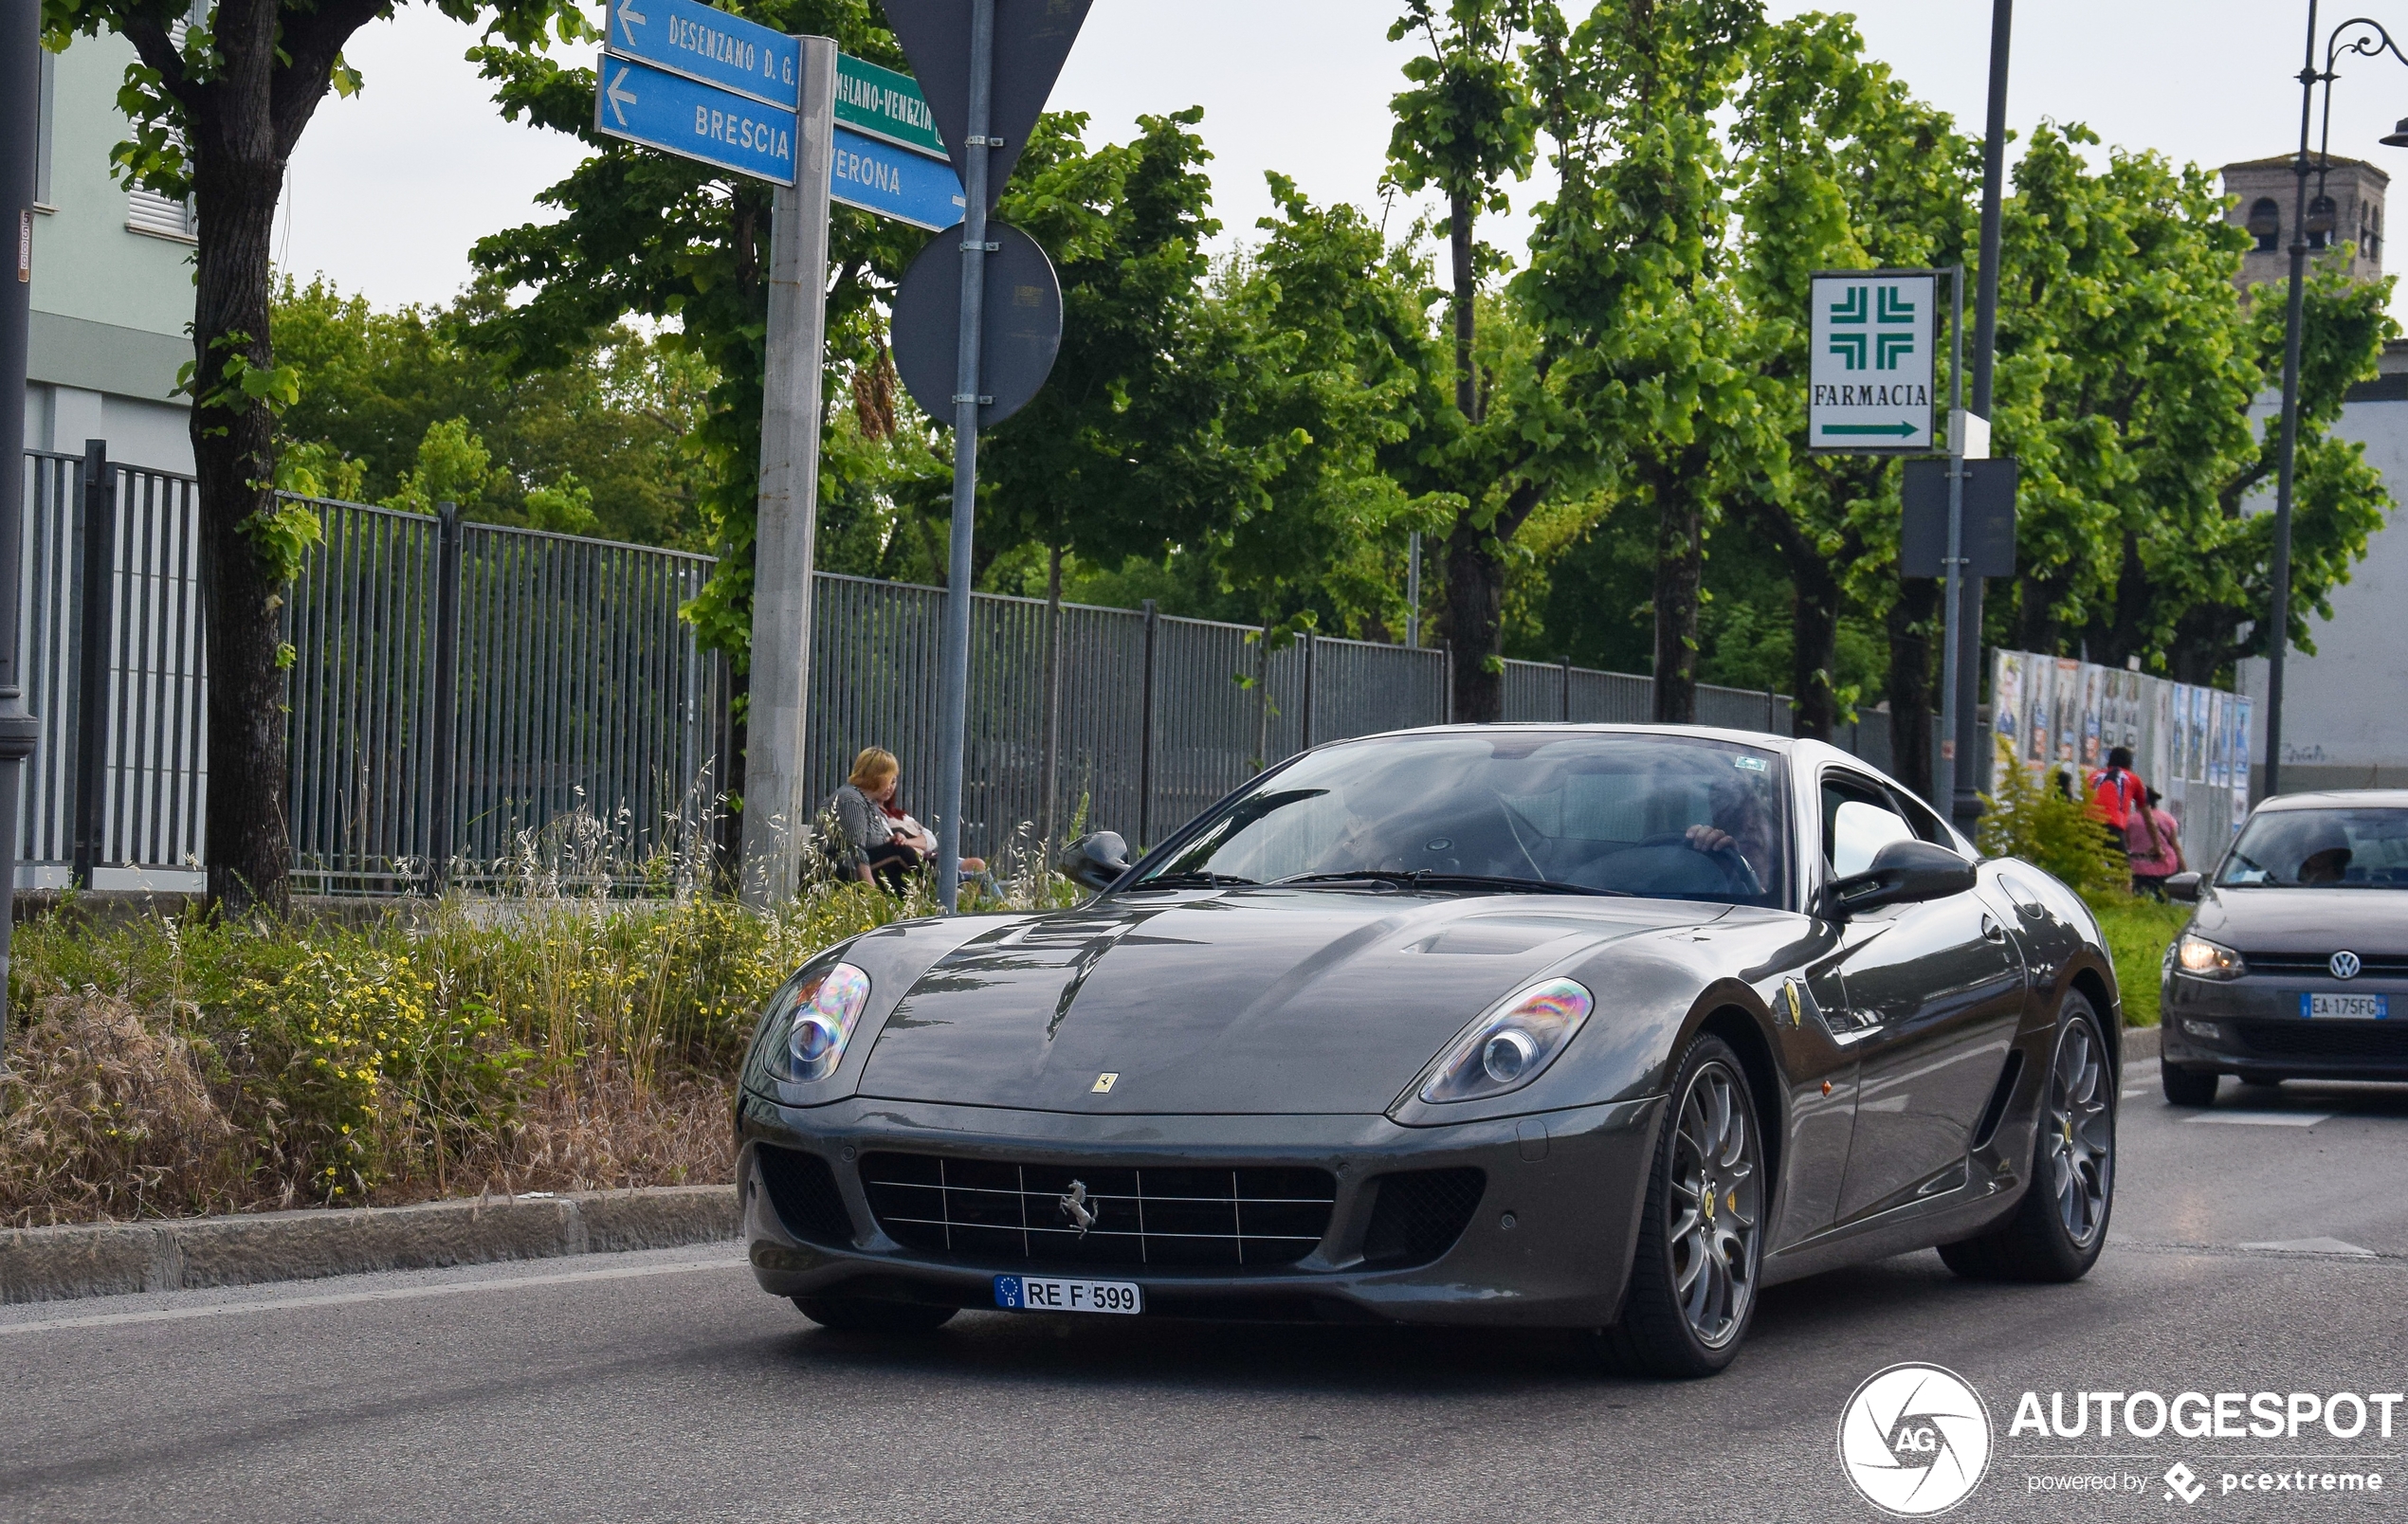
top-left (2221, 155), bottom-right (2389, 292)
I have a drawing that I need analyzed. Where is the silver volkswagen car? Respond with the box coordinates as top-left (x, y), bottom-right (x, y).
top-left (2161, 790), bottom-right (2408, 1103)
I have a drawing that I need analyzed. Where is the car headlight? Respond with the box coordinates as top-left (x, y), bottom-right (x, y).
top-left (776, 962), bottom-right (872, 1080)
top-left (1419, 977), bottom-right (1595, 1104)
top-left (2175, 934), bottom-right (2245, 980)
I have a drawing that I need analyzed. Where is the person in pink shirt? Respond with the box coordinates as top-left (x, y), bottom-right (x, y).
top-left (2126, 788), bottom-right (2185, 898)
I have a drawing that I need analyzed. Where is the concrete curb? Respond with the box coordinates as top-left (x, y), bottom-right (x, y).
top-left (2125, 1025), bottom-right (2162, 1061)
top-left (0, 1185), bottom-right (739, 1305)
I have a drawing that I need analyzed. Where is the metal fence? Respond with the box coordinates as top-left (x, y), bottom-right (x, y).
top-left (13, 448), bottom-right (209, 889)
top-left (284, 500), bottom-right (727, 893)
top-left (17, 444), bottom-right (1925, 892)
top-left (805, 577), bottom-right (1451, 860)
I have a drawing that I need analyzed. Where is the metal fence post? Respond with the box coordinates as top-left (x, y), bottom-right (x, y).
top-left (1138, 599), bottom-right (1157, 847)
top-left (1302, 628), bottom-right (1317, 752)
top-left (69, 439), bottom-right (111, 887)
top-left (1560, 655), bottom-right (1573, 723)
top-left (425, 501), bottom-right (463, 889)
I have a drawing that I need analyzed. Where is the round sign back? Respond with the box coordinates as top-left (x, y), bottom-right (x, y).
top-left (889, 220), bottom-right (1064, 430)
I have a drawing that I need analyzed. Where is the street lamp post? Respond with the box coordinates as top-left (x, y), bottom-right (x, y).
top-left (2266, 6), bottom-right (2408, 799)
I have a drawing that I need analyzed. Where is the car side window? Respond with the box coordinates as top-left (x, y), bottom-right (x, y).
top-left (1885, 786), bottom-right (1957, 850)
top-left (1822, 774), bottom-right (1916, 878)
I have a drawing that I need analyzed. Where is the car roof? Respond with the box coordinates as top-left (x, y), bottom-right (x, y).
top-left (2255, 789), bottom-right (2408, 810)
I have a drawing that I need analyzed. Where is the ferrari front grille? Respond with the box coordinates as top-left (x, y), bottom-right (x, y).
top-left (2236, 1021), bottom-right (2408, 1060)
top-left (858, 1152), bottom-right (1337, 1269)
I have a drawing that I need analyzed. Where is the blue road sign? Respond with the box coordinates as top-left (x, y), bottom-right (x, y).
top-left (595, 54), bottom-right (796, 186)
top-left (830, 125), bottom-right (965, 230)
top-left (603, 0), bottom-right (798, 110)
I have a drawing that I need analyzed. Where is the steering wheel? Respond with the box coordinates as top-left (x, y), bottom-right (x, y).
top-left (1633, 831), bottom-right (1764, 898)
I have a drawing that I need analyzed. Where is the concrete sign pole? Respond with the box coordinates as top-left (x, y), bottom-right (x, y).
top-left (0, 0), bottom-right (44, 1070)
top-left (739, 34), bottom-right (838, 909)
top-left (932, 0), bottom-right (994, 914)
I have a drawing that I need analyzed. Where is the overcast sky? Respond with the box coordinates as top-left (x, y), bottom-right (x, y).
top-left (273, 2), bottom-right (2404, 313)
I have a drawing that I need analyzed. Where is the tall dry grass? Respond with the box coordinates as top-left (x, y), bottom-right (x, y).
top-left (0, 802), bottom-right (1067, 1227)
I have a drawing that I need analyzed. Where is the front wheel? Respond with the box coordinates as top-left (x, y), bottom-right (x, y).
top-left (1593, 1033), bottom-right (1764, 1378)
top-left (1941, 993), bottom-right (2115, 1283)
top-left (794, 1297), bottom-right (958, 1334)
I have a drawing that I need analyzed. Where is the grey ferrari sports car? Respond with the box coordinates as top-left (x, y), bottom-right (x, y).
top-left (736, 725), bottom-right (2121, 1376)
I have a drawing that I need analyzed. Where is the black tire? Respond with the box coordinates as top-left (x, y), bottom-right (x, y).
top-left (1940, 992), bottom-right (2114, 1284)
top-left (2160, 1063), bottom-right (2219, 1107)
top-left (793, 1297), bottom-right (958, 1334)
top-left (1593, 1033), bottom-right (1764, 1378)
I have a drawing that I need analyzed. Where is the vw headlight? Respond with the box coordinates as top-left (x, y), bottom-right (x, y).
top-left (777, 962), bottom-right (872, 1080)
top-left (1419, 977), bottom-right (1595, 1104)
top-left (2175, 934), bottom-right (2245, 980)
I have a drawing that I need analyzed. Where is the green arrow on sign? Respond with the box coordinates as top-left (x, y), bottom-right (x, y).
top-left (1820, 422), bottom-right (1921, 438)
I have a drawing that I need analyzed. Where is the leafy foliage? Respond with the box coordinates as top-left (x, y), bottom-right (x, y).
top-left (1978, 743), bottom-right (2125, 895)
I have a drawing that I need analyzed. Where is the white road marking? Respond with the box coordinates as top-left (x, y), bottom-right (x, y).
top-left (2122, 1087), bottom-right (2151, 1098)
top-left (2236, 1237), bottom-right (2378, 1257)
top-left (0, 1254), bottom-right (744, 1337)
top-left (2187, 1112), bottom-right (2330, 1127)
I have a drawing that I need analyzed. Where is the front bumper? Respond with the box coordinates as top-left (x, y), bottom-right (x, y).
top-left (2162, 972), bottom-right (2408, 1080)
top-left (736, 1092), bottom-right (1663, 1328)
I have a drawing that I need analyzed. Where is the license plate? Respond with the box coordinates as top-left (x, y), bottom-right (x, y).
top-left (993, 1274), bottom-right (1142, 1315)
top-left (2303, 992), bottom-right (2389, 1020)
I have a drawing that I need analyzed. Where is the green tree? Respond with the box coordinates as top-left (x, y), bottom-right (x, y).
top-left (1383, 0), bottom-right (1536, 721)
top-left (1522, 0), bottom-right (1776, 723)
top-left (43, 0), bottom-right (579, 911)
top-left (1727, 12), bottom-right (1974, 757)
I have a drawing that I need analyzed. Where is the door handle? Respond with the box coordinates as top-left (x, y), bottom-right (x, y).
top-left (1979, 914), bottom-right (2008, 944)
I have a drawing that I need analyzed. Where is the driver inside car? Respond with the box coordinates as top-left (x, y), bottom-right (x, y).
top-left (1680, 776), bottom-right (1779, 890)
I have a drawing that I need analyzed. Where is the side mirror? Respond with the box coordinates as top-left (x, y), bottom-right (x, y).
top-left (1059, 832), bottom-right (1132, 892)
top-left (2165, 871), bottom-right (2202, 904)
top-left (1823, 839), bottom-right (1979, 918)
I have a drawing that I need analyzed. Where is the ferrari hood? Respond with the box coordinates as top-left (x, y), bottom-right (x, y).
top-left (855, 888), bottom-right (1724, 1115)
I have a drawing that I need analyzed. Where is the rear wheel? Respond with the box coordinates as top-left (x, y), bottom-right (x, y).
top-left (1941, 993), bottom-right (2114, 1283)
top-left (2160, 1063), bottom-right (2219, 1107)
top-left (794, 1297), bottom-right (958, 1334)
top-left (1594, 1033), bottom-right (1763, 1378)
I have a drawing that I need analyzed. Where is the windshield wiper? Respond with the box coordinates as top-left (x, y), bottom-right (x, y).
top-left (1276, 870), bottom-right (1630, 898)
top-left (1129, 870), bottom-right (1259, 889)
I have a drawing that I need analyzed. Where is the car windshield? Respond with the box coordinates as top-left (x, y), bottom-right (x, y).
top-left (2218, 807), bottom-right (2408, 889)
top-left (1132, 731), bottom-right (1791, 909)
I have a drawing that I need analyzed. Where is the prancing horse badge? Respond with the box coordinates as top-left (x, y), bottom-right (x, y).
top-left (1091, 1072), bottom-right (1119, 1094)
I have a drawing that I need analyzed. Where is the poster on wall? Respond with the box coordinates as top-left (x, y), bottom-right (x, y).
top-left (2055, 659), bottom-right (2082, 766)
top-left (1994, 653), bottom-right (2025, 762)
top-left (2208, 690), bottom-right (2230, 789)
top-left (2232, 696), bottom-right (2253, 820)
top-left (2080, 666), bottom-right (2105, 768)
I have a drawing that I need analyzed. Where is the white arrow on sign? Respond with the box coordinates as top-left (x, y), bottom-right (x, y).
top-left (613, 0), bottom-right (647, 46)
top-left (604, 64), bottom-right (639, 128)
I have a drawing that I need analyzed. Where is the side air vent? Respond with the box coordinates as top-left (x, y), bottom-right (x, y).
top-left (1970, 1051), bottom-right (2025, 1152)
top-left (1359, 1168), bottom-right (1486, 1269)
top-left (757, 1144), bottom-right (856, 1245)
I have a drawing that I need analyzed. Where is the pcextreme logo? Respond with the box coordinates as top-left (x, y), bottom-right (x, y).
top-left (1838, 1364), bottom-right (1994, 1516)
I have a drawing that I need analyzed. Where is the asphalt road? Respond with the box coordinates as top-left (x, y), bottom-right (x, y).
top-left (6, 1055), bottom-right (2406, 1524)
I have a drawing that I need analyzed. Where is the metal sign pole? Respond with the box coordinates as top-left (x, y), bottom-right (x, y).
top-left (1959, 0), bottom-right (2014, 835)
top-left (739, 36), bottom-right (837, 908)
top-left (1938, 268), bottom-right (1966, 808)
top-left (0, 0), bottom-right (43, 1074)
top-left (934, 0), bottom-right (994, 914)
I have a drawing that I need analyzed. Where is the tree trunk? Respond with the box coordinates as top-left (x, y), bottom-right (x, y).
top-left (189, 79), bottom-right (294, 915)
top-left (1887, 580), bottom-right (1940, 801)
top-left (1450, 190), bottom-right (1478, 424)
top-left (1444, 517), bottom-right (1503, 723)
top-left (1651, 466), bottom-right (1703, 724)
top-left (1789, 564), bottom-right (1840, 741)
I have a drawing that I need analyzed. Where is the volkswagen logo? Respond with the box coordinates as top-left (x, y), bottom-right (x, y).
top-left (1837, 1363), bottom-right (1993, 1516)
top-left (2331, 951), bottom-right (2363, 981)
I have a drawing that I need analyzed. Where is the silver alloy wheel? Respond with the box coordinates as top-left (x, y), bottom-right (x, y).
top-left (1667, 1059), bottom-right (1760, 1349)
top-left (2046, 1016), bottom-right (2113, 1247)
